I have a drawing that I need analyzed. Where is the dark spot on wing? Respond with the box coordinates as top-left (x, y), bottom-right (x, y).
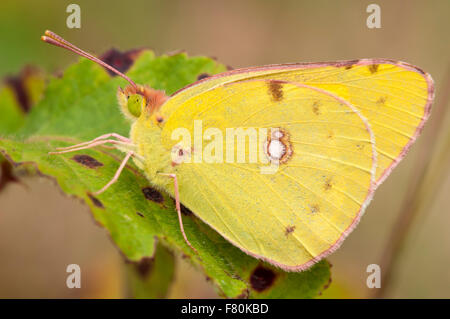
top-left (376, 96), bottom-right (387, 105)
top-left (142, 187), bottom-right (164, 203)
top-left (134, 257), bottom-right (154, 278)
top-left (265, 128), bottom-right (293, 164)
top-left (312, 101), bottom-right (321, 115)
top-left (156, 116), bottom-right (164, 123)
top-left (267, 80), bottom-right (283, 102)
top-left (72, 154), bottom-right (103, 169)
top-left (310, 204), bottom-right (320, 214)
top-left (250, 266), bottom-right (277, 292)
top-left (180, 203), bottom-right (193, 216)
top-left (285, 225), bottom-right (296, 236)
top-left (368, 64), bottom-right (379, 74)
top-left (327, 131), bottom-right (334, 139)
top-left (136, 211), bottom-right (144, 218)
top-left (197, 73), bottom-right (211, 80)
top-left (88, 193), bottom-right (104, 208)
top-left (334, 60), bottom-right (359, 69)
top-left (100, 48), bottom-right (143, 75)
top-left (324, 178), bottom-right (333, 191)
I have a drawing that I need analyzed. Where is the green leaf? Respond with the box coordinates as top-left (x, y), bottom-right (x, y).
top-left (0, 51), bottom-right (331, 298)
top-left (126, 243), bottom-right (176, 299)
top-left (0, 67), bottom-right (46, 190)
top-left (0, 67), bottom-right (46, 135)
top-left (0, 85), bottom-right (25, 134)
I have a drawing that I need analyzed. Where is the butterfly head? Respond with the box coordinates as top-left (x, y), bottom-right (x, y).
top-left (41, 30), bottom-right (168, 123)
top-left (117, 85), bottom-right (168, 121)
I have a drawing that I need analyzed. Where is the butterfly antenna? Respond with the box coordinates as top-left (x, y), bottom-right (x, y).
top-left (41, 30), bottom-right (137, 89)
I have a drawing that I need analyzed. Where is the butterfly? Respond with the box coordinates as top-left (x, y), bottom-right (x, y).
top-left (42, 30), bottom-right (434, 271)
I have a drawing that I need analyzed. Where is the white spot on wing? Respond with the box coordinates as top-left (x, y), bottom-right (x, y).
top-left (268, 140), bottom-right (285, 160)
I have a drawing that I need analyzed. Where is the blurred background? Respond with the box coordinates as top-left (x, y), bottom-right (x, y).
top-left (0, 0), bottom-right (449, 298)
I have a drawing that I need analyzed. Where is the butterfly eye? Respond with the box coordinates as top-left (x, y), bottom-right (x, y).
top-left (156, 116), bottom-right (164, 123)
top-left (127, 94), bottom-right (143, 117)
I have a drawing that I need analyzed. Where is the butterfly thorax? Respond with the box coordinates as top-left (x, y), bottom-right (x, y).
top-left (130, 113), bottom-right (175, 190)
top-left (117, 84), bottom-right (174, 189)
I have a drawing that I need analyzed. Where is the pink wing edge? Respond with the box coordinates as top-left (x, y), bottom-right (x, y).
top-left (169, 59), bottom-right (434, 272)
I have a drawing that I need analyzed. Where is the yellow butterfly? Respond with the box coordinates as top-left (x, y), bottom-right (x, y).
top-left (42, 31), bottom-right (434, 271)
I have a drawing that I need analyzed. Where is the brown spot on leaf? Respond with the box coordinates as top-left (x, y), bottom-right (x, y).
top-left (0, 161), bottom-right (19, 191)
top-left (100, 48), bottom-right (143, 75)
top-left (88, 193), bottom-right (104, 208)
top-left (142, 187), bottom-right (164, 203)
top-left (285, 225), bottom-right (296, 236)
top-left (5, 76), bottom-right (29, 112)
top-left (72, 154), bottom-right (103, 169)
top-left (368, 64), bottom-right (379, 74)
top-left (318, 276), bottom-right (333, 296)
top-left (180, 203), bottom-right (193, 216)
top-left (134, 257), bottom-right (154, 278)
top-left (250, 266), bottom-right (276, 292)
top-left (136, 211), bottom-right (144, 218)
top-left (236, 289), bottom-right (249, 299)
top-left (197, 73), bottom-right (211, 80)
top-left (4, 67), bottom-right (42, 112)
top-left (323, 277), bottom-right (332, 290)
top-left (267, 81), bottom-right (283, 102)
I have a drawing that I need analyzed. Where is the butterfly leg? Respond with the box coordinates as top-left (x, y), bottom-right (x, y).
top-left (49, 139), bottom-right (135, 155)
top-left (54, 133), bottom-right (131, 151)
top-left (49, 135), bottom-right (145, 195)
top-left (93, 151), bottom-right (134, 195)
top-left (159, 173), bottom-right (198, 255)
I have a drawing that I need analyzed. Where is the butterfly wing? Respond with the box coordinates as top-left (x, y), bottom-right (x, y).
top-left (161, 59), bottom-right (434, 187)
top-left (160, 79), bottom-right (377, 270)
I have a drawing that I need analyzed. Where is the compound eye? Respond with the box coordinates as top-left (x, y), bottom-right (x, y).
top-left (127, 94), bottom-right (144, 117)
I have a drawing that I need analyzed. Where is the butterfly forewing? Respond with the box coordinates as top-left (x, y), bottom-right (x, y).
top-left (161, 80), bottom-right (376, 270)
